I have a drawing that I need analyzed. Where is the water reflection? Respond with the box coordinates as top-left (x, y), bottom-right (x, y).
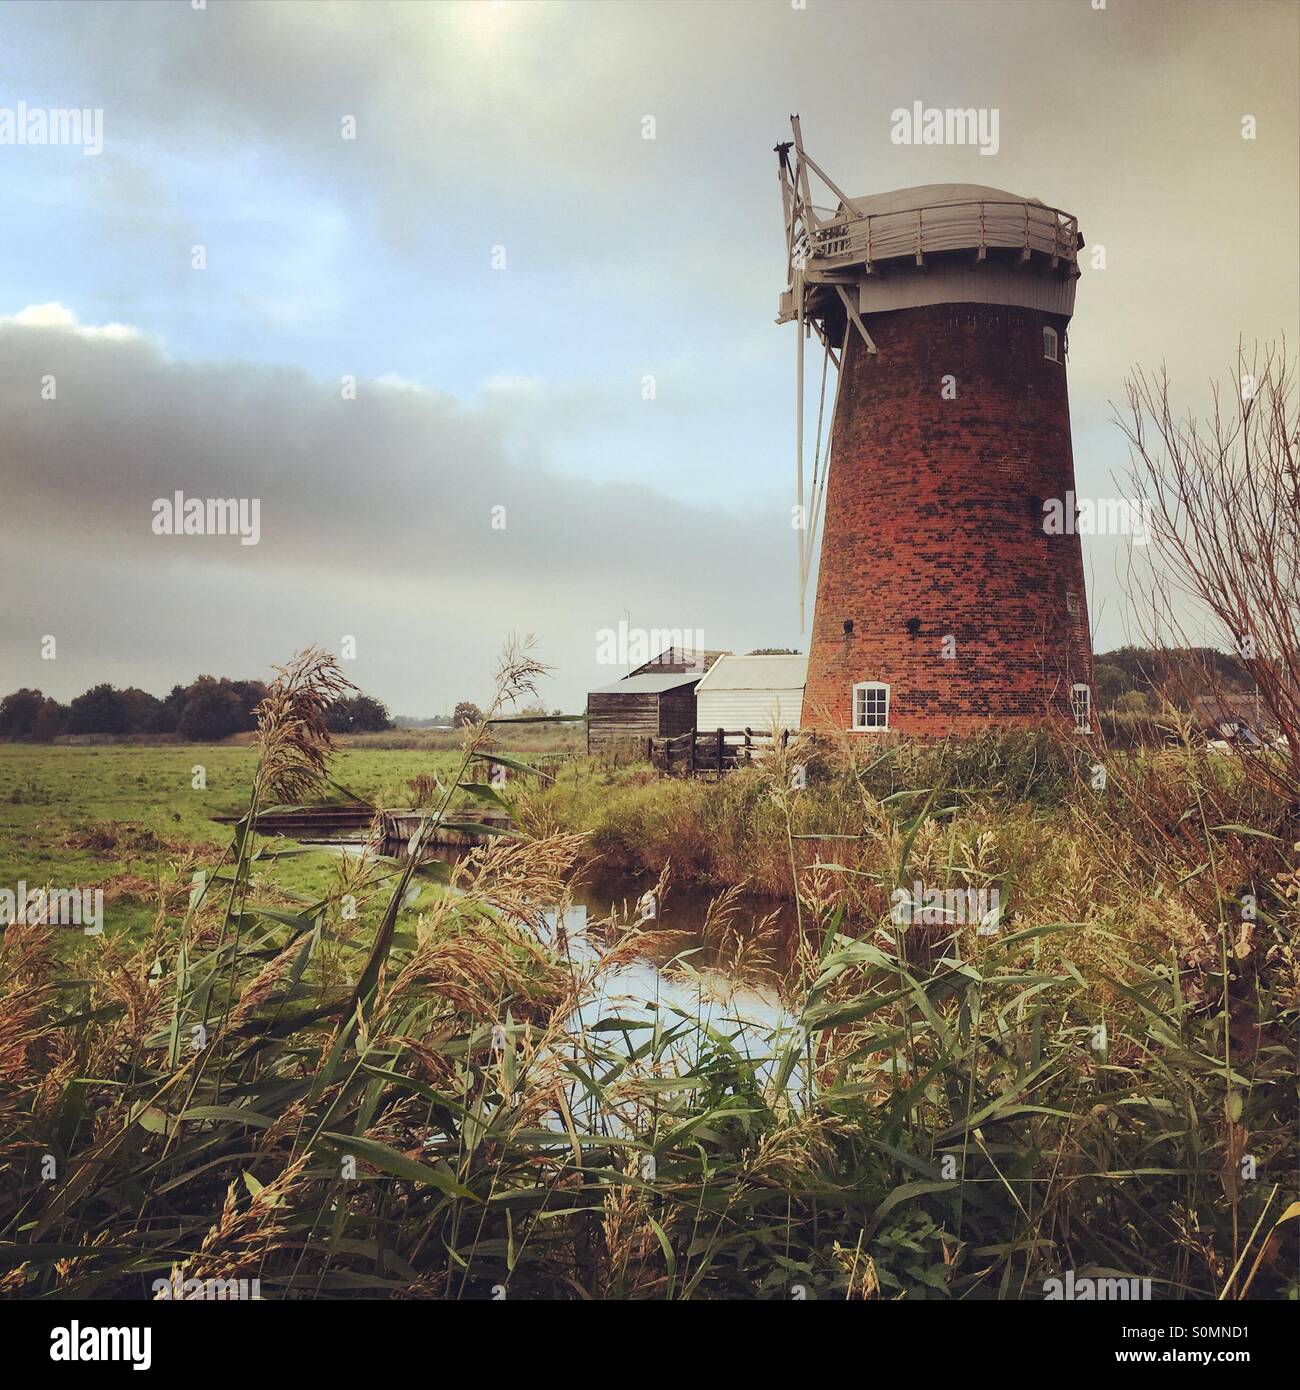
top-left (539, 887), bottom-right (804, 1090)
top-left (339, 838), bottom-right (805, 1081)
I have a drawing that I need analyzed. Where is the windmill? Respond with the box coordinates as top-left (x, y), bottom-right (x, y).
top-left (774, 116), bottom-right (1095, 737)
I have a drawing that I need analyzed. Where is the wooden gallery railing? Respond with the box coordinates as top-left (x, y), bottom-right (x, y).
top-left (647, 727), bottom-right (792, 778)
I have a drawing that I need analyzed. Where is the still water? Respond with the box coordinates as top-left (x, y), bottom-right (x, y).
top-left (547, 872), bottom-right (802, 1075)
top-left (329, 838), bottom-right (805, 1071)
top-left (420, 847), bottom-right (804, 1072)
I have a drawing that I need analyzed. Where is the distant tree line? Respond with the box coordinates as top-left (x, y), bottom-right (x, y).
top-left (1093, 646), bottom-right (1253, 712)
top-left (445, 701), bottom-right (562, 727)
top-left (0, 677), bottom-right (391, 742)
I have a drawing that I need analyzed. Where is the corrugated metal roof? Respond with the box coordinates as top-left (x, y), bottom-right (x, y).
top-left (694, 654), bottom-right (808, 692)
top-left (588, 673), bottom-right (702, 695)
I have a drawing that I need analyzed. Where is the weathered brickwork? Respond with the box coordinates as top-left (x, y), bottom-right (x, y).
top-left (802, 302), bottom-right (1094, 736)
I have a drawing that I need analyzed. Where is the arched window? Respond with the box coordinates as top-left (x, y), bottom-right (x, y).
top-left (1071, 683), bottom-right (1091, 732)
top-left (852, 681), bottom-right (889, 730)
top-left (1043, 325), bottom-right (1059, 362)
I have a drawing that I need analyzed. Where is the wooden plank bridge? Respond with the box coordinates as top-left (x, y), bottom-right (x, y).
top-left (213, 804), bottom-right (513, 847)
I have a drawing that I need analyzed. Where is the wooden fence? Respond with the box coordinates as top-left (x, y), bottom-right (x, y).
top-left (648, 727), bottom-right (791, 778)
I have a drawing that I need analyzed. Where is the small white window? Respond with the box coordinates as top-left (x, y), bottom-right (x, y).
top-left (1043, 326), bottom-right (1059, 362)
top-left (852, 681), bottom-right (889, 730)
top-left (1071, 683), bottom-right (1091, 732)
top-left (1066, 590), bottom-right (1080, 616)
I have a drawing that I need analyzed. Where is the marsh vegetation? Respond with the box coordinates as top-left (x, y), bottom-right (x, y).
top-left (1, 645), bottom-right (1295, 1300)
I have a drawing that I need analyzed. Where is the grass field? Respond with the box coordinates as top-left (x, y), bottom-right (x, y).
top-left (0, 732), bottom-right (581, 945)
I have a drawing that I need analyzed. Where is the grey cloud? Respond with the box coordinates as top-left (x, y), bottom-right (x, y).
top-left (0, 317), bottom-right (797, 711)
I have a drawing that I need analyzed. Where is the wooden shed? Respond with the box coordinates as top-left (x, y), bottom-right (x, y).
top-left (585, 649), bottom-right (727, 755)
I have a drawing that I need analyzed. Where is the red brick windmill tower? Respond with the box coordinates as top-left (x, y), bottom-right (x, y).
top-left (777, 117), bottom-right (1095, 736)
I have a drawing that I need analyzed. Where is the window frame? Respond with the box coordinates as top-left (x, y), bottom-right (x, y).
top-left (1043, 325), bottom-right (1059, 362)
top-left (851, 680), bottom-right (890, 731)
top-left (1071, 682), bottom-right (1091, 733)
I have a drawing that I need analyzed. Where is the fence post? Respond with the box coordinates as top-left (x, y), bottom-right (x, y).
top-left (688, 731), bottom-right (695, 777)
top-left (716, 727), bottom-right (724, 780)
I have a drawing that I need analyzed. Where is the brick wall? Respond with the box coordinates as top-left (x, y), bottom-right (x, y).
top-left (802, 301), bottom-right (1094, 736)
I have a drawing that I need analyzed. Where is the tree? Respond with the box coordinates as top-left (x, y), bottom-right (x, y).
top-left (348, 694), bottom-right (391, 732)
top-left (1121, 342), bottom-right (1299, 797)
top-left (453, 701), bottom-right (482, 728)
top-left (178, 676), bottom-right (245, 741)
top-left (68, 684), bottom-right (130, 735)
top-left (1115, 689), bottom-right (1155, 715)
top-left (230, 680), bottom-right (269, 729)
top-left (0, 688), bottom-right (46, 739)
top-left (150, 685), bottom-right (187, 734)
top-left (324, 693), bottom-right (392, 734)
top-left (1093, 660), bottom-right (1128, 710)
top-left (119, 687), bottom-right (162, 735)
top-left (1093, 645), bottom-right (1251, 709)
top-left (29, 698), bottom-right (67, 743)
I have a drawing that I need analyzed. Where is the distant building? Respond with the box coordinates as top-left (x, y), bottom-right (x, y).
top-left (694, 653), bottom-right (807, 733)
top-left (586, 649), bottom-right (728, 755)
top-left (1191, 693), bottom-right (1278, 744)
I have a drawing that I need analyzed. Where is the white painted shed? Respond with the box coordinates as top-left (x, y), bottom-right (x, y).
top-left (693, 654), bottom-right (807, 734)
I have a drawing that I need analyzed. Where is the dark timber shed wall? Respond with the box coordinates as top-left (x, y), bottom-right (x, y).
top-left (586, 685), bottom-right (699, 754)
top-left (658, 686), bottom-right (697, 737)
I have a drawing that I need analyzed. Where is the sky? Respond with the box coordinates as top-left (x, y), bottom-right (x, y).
top-left (1, 0), bottom-right (1297, 716)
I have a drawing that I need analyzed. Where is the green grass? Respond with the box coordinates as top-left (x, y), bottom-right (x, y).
top-left (0, 740), bottom-right (573, 943)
